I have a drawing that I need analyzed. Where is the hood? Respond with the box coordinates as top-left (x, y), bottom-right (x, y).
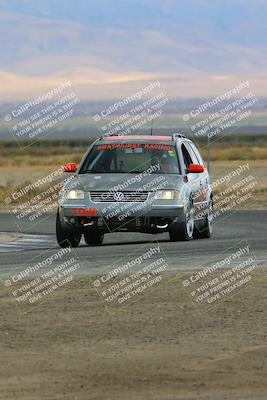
top-left (63, 173), bottom-right (184, 192)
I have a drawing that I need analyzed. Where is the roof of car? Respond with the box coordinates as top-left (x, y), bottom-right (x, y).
top-left (103, 135), bottom-right (172, 141)
top-left (98, 135), bottom-right (191, 145)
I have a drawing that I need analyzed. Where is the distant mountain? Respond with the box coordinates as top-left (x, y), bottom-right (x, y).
top-left (0, 0), bottom-right (267, 100)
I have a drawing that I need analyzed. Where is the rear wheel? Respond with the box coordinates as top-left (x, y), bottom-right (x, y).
top-left (194, 200), bottom-right (213, 239)
top-left (56, 210), bottom-right (81, 248)
top-left (84, 231), bottom-right (104, 246)
top-left (169, 203), bottom-right (194, 241)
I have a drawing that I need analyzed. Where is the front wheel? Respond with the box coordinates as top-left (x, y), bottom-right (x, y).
top-left (56, 210), bottom-right (81, 248)
top-left (84, 231), bottom-right (104, 246)
top-left (169, 204), bottom-right (194, 242)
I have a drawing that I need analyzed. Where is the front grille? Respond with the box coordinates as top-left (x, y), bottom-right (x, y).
top-left (104, 217), bottom-right (141, 226)
top-left (90, 191), bottom-right (149, 203)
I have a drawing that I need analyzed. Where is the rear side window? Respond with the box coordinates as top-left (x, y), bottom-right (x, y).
top-left (185, 143), bottom-right (199, 165)
top-left (188, 143), bottom-right (204, 165)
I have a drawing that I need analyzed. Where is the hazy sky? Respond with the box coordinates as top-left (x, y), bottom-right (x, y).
top-left (0, 0), bottom-right (267, 100)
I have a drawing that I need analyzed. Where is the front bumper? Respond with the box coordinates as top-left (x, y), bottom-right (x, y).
top-left (58, 196), bottom-right (186, 233)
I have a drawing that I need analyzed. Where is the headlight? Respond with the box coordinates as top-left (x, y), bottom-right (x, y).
top-left (66, 190), bottom-right (85, 200)
top-left (154, 190), bottom-right (181, 200)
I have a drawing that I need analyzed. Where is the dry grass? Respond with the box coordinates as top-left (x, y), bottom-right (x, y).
top-left (200, 143), bottom-right (267, 161)
top-left (0, 145), bottom-right (84, 167)
top-left (0, 143), bottom-right (267, 209)
top-left (1, 142), bottom-right (267, 167)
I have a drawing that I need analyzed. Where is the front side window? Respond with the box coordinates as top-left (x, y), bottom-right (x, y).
top-left (79, 143), bottom-right (180, 174)
top-left (181, 144), bottom-right (193, 169)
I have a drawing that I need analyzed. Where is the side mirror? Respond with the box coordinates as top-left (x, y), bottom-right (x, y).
top-left (187, 163), bottom-right (204, 173)
top-left (64, 163), bottom-right (77, 173)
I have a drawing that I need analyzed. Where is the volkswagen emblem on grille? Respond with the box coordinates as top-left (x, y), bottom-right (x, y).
top-left (113, 191), bottom-right (125, 202)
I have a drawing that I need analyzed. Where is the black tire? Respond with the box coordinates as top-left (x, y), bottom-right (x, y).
top-left (169, 203), bottom-right (194, 242)
top-left (56, 210), bottom-right (81, 248)
top-left (84, 231), bottom-right (104, 246)
top-left (194, 200), bottom-right (213, 239)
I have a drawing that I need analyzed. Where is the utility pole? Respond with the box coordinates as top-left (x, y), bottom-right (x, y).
top-left (207, 134), bottom-right (211, 177)
top-left (150, 119), bottom-right (153, 135)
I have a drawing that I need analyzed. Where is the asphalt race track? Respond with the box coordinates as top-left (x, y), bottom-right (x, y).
top-left (0, 210), bottom-right (266, 278)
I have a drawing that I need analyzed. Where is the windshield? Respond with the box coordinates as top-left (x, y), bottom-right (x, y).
top-left (79, 143), bottom-right (180, 174)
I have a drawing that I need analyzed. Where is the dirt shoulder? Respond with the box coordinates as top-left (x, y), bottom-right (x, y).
top-left (0, 273), bottom-right (267, 400)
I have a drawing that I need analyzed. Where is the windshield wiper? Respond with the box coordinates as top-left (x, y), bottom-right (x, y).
top-left (79, 170), bottom-right (146, 174)
top-left (79, 170), bottom-right (108, 174)
top-left (128, 171), bottom-right (145, 174)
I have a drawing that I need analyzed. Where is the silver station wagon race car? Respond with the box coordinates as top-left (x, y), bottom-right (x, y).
top-left (57, 134), bottom-right (213, 247)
